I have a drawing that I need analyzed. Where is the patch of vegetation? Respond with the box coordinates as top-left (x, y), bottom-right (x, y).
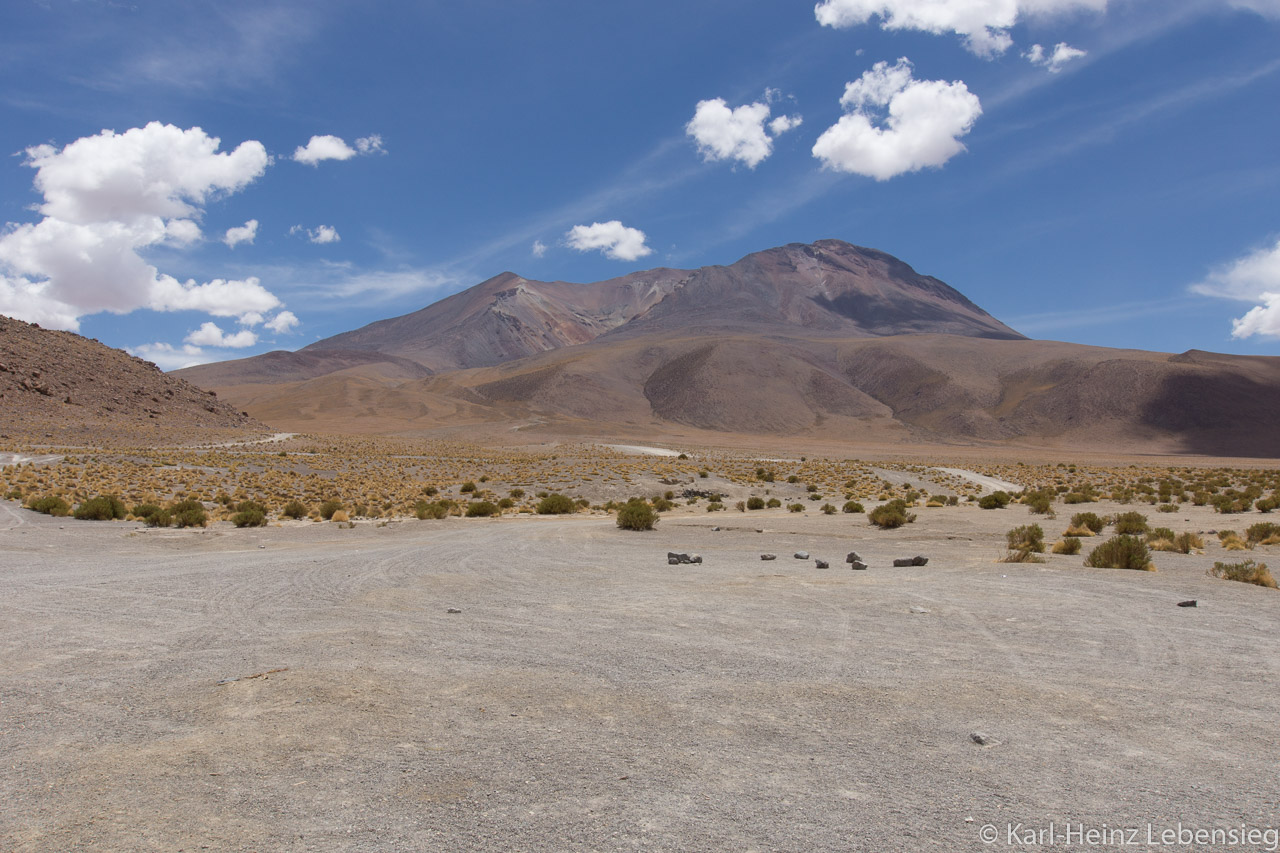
top-left (27, 495), bottom-right (71, 516)
top-left (415, 499), bottom-right (450, 520)
top-left (465, 500), bottom-right (500, 517)
top-left (319, 499), bottom-right (344, 521)
top-left (281, 500), bottom-right (309, 519)
top-left (536, 493), bottom-right (575, 515)
top-left (978, 491), bottom-right (1012, 510)
top-left (788, 503), bottom-right (805, 513)
top-left (230, 499), bottom-right (268, 527)
top-left (1052, 537), bottom-right (1082, 555)
top-left (1022, 490), bottom-right (1054, 515)
top-left (1006, 524), bottom-right (1045, 553)
top-left (616, 498), bottom-right (657, 531)
top-left (1112, 511), bottom-right (1149, 535)
top-left (169, 499), bottom-right (207, 528)
top-left (1084, 535), bottom-right (1153, 571)
top-left (869, 499), bottom-right (916, 529)
top-left (746, 496), bottom-right (765, 510)
top-left (1246, 522), bottom-right (1280, 545)
top-left (1209, 559), bottom-right (1276, 589)
top-left (842, 500), bottom-right (864, 514)
top-left (74, 494), bottom-right (128, 521)
top-left (1067, 512), bottom-right (1105, 536)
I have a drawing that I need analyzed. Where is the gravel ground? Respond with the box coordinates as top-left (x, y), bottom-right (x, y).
top-left (2, 501), bottom-right (1278, 852)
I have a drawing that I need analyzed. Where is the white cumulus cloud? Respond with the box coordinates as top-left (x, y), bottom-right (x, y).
top-left (565, 221), bottom-right (653, 262)
top-left (1026, 41), bottom-right (1087, 72)
top-left (293, 133), bottom-right (385, 166)
top-left (532, 240), bottom-right (548, 258)
top-left (1190, 238), bottom-right (1280, 339)
top-left (814, 0), bottom-right (1108, 57)
top-left (686, 97), bottom-right (803, 168)
top-left (128, 342), bottom-right (212, 371)
top-left (0, 122), bottom-right (282, 331)
top-left (811, 58), bottom-right (982, 180)
top-left (265, 310), bottom-right (299, 333)
top-left (292, 224), bottom-right (341, 244)
top-left (185, 321), bottom-right (259, 348)
top-left (223, 218), bottom-right (259, 248)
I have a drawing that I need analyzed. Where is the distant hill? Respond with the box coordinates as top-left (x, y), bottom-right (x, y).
top-left (173, 240), bottom-right (1280, 457)
top-left (0, 316), bottom-right (266, 444)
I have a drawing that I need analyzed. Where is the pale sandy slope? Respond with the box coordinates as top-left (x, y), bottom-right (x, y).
top-left (2, 503), bottom-right (1277, 852)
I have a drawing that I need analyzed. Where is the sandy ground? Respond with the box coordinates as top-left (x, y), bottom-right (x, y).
top-left (2, 501), bottom-right (1278, 852)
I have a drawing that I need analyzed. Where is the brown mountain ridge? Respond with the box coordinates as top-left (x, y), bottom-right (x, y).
top-left (174, 240), bottom-right (1280, 457)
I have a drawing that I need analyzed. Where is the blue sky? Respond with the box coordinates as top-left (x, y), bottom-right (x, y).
top-left (1, 0), bottom-right (1279, 369)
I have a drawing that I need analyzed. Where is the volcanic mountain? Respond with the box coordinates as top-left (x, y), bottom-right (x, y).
top-left (176, 240), bottom-right (1280, 457)
top-left (0, 315), bottom-right (266, 444)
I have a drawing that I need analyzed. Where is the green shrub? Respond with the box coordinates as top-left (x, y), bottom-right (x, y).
top-left (746, 496), bottom-right (766, 510)
top-left (766, 498), bottom-right (782, 508)
top-left (231, 508), bottom-right (267, 527)
top-left (842, 500), bottom-right (864, 514)
top-left (616, 499), bottom-right (657, 531)
top-left (788, 503), bottom-right (805, 513)
top-left (1157, 503), bottom-right (1179, 513)
top-left (498, 497), bottom-right (515, 509)
top-left (27, 495), bottom-right (70, 516)
top-left (1246, 522), bottom-right (1280, 544)
top-left (706, 502), bottom-right (725, 512)
top-left (652, 497), bottom-right (675, 512)
top-left (1084, 535), bottom-right (1153, 571)
top-left (415, 500), bottom-right (449, 520)
top-left (1006, 524), bottom-right (1045, 553)
top-left (465, 500), bottom-right (500, 517)
top-left (821, 503), bottom-right (836, 515)
top-left (282, 500), bottom-right (309, 519)
top-left (1069, 512), bottom-right (1105, 534)
top-left (460, 481), bottom-right (476, 493)
top-left (1052, 537), bottom-right (1082, 555)
top-left (1022, 491), bottom-right (1053, 515)
top-left (131, 503), bottom-right (163, 520)
top-left (537, 493), bottom-right (575, 515)
top-left (869, 499), bottom-right (916, 529)
top-left (170, 499), bottom-right (207, 528)
top-left (74, 494), bottom-right (128, 521)
top-left (1209, 559), bottom-right (1276, 589)
top-left (1256, 496), bottom-right (1278, 513)
top-left (978, 491), bottom-right (1011, 510)
top-left (1062, 492), bottom-right (1092, 504)
top-left (509, 488), bottom-right (525, 499)
top-left (1113, 512), bottom-right (1149, 535)
top-left (318, 499), bottom-right (343, 520)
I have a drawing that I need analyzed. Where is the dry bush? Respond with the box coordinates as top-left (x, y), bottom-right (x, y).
top-left (1052, 537), bottom-right (1082, 555)
top-left (1209, 560), bottom-right (1276, 589)
top-left (1084, 535), bottom-right (1154, 571)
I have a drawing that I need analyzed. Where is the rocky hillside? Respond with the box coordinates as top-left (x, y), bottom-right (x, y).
top-left (0, 316), bottom-right (266, 444)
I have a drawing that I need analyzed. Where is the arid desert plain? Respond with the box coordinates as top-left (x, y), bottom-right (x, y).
top-left (3, 437), bottom-right (1279, 852)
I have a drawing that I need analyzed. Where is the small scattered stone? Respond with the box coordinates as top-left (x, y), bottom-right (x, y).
top-left (845, 551), bottom-right (862, 564)
top-left (849, 560), bottom-right (868, 571)
top-left (691, 554), bottom-right (703, 564)
top-left (711, 526), bottom-right (720, 532)
top-left (815, 560), bottom-right (829, 569)
top-left (893, 555), bottom-right (930, 567)
top-left (970, 732), bottom-right (996, 746)
top-left (667, 552), bottom-right (697, 565)
top-left (668, 557), bottom-right (680, 565)
top-left (761, 554), bottom-right (777, 561)
top-left (909, 605), bottom-right (931, 614)
top-left (1177, 600), bottom-right (1198, 608)
top-left (893, 558), bottom-right (913, 567)
top-left (446, 607), bottom-right (462, 614)
top-left (794, 551), bottom-right (809, 560)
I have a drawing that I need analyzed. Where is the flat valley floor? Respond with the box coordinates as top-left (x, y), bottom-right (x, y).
top-left (2, 501), bottom-right (1278, 852)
